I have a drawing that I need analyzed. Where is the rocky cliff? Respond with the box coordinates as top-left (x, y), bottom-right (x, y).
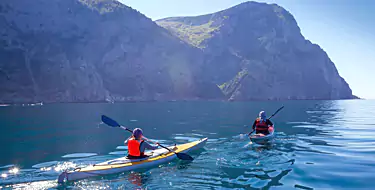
top-left (0, 0), bottom-right (223, 103)
top-left (0, 0), bottom-right (355, 103)
top-left (157, 2), bottom-right (355, 100)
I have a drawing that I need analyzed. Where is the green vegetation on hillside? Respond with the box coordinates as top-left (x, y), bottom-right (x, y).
top-left (157, 20), bottom-right (220, 48)
top-left (219, 69), bottom-right (249, 97)
top-left (79, 0), bottom-right (126, 14)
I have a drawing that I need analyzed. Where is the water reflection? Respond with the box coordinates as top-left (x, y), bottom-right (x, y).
top-left (127, 172), bottom-right (147, 188)
top-left (1, 100), bottom-right (375, 189)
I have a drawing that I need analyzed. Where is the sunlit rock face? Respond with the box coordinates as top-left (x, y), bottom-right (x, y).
top-left (157, 2), bottom-right (355, 100)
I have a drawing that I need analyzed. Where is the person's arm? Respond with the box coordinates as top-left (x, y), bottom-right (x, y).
top-left (248, 120), bottom-right (257, 135)
top-left (140, 141), bottom-right (159, 152)
top-left (252, 120), bottom-right (257, 130)
top-left (267, 119), bottom-right (274, 126)
top-left (124, 135), bottom-right (132, 145)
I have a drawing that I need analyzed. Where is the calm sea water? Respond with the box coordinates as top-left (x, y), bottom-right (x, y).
top-left (0, 100), bottom-right (374, 189)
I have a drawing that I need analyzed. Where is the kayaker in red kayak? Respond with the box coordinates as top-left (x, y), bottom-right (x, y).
top-left (125, 128), bottom-right (159, 159)
top-left (251, 111), bottom-right (274, 136)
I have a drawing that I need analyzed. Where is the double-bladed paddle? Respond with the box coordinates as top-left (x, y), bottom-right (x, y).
top-left (248, 106), bottom-right (284, 136)
top-left (101, 115), bottom-right (194, 161)
top-left (268, 106), bottom-right (285, 120)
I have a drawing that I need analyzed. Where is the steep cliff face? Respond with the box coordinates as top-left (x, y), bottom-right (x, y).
top-left (157, 2), bottom-right (355, 100)
top-left (0, 0), bottom-right (223, 103)
top-left (0, 0), bottom-right (355, 103)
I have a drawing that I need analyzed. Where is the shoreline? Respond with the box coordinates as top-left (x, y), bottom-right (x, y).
top-left (0, 97), bottom-right (364, 106)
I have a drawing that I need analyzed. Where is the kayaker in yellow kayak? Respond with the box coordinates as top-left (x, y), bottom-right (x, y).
top-left (251, 111), bottom-right (274, 136)
top-left (125, 128), bottom-right (160, 159)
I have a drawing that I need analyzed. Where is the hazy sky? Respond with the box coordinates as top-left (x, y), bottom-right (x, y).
top-left (120, 0), bottom-right (375, 99)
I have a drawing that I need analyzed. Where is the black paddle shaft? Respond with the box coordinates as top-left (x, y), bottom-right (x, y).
top-left (158, 144), bottom-right (171, 151)
top-left (268, 106), bottom-right (284, 120)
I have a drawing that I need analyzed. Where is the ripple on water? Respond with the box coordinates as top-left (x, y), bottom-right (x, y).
top-left (67, 155), bottom-right (114, 165)
top-left (116, 146), bottom-right (128, 150)
top-left (207, 138), bottom-right (219, 142)
top-left (32, 161), bottom-right (59, 169)
top-left (0, 164), bottom-right (15, 169)
top-left (61, 153), bottom-right (98, 158)
top-left (172, 136), bottom-right (200, 142)
top-left (143, 139), bottom-right (167, 144)
top-left (109, 151), bottom-right (128, 155)
top-left (5, 180), bottom-right (56, 190)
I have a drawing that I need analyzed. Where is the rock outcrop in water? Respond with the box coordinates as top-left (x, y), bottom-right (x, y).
top-left (0, 0), bottom-right (355, 103)
top-left (157, 2), bottom-right (355, 100)
top-left (0, 0), bottom-right (223, 103)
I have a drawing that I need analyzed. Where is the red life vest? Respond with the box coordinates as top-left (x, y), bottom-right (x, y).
top-left (255, 118), bottom-right (270, 132)
top-left (128, 138), bottom-right (144, 157)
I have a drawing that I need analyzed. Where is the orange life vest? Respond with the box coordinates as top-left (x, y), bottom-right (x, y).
top-left (128, 138), bottom-right (144, 157)
top-left (255, 118), bottom-right (270, 132)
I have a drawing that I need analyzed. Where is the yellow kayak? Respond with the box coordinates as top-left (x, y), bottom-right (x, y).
top-left (58, 138), bottom-right (208, 182)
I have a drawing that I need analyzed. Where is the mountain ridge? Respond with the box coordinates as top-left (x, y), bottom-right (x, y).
top-left (0, 0), bottom-right (356, 103)
top-left (157, 1), bottom-right (355, 101)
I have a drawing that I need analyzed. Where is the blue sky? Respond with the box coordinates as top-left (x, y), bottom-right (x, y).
top-left (120, 0), bottom-right (375, 99)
